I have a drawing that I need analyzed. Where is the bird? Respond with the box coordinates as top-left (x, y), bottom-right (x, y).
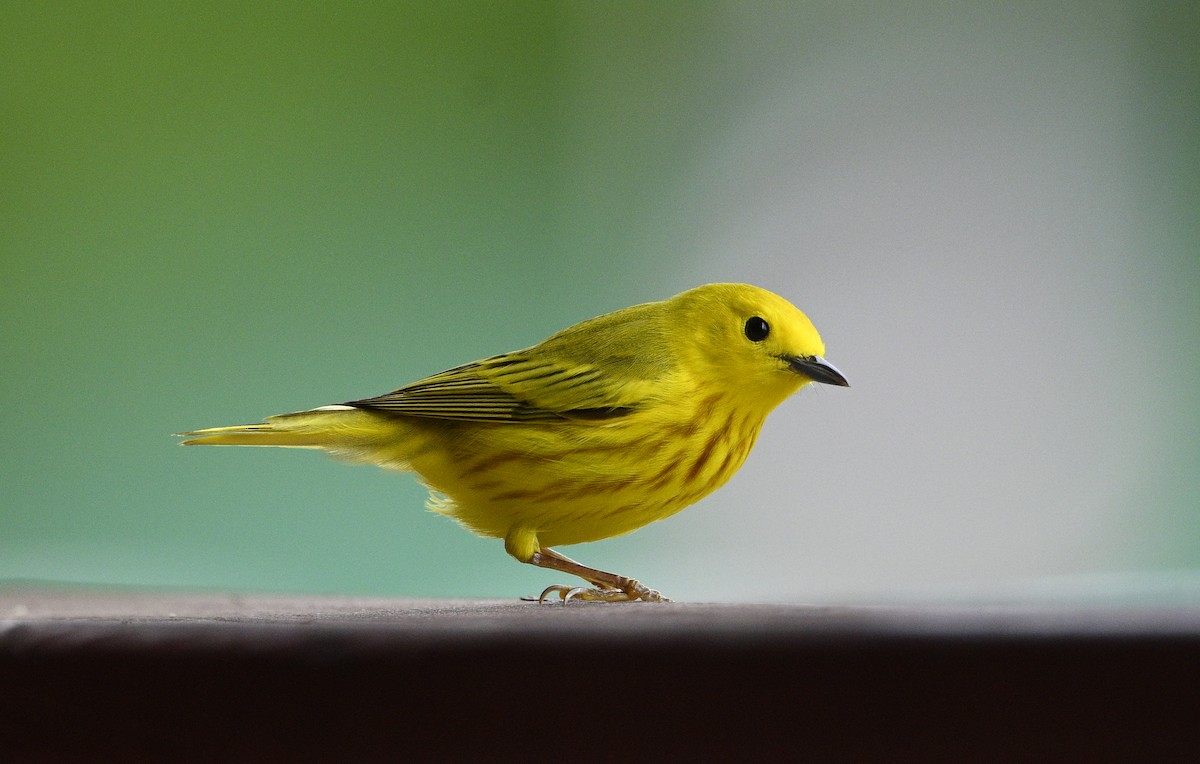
top-left (178, 283), bottom-right (848, 602)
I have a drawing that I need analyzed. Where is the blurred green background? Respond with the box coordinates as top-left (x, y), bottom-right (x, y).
top-left (3, 1), bottom-right (1197, 603)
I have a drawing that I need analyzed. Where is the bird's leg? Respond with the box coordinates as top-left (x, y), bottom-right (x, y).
top-left (526, 547), bottom-right (670, 603)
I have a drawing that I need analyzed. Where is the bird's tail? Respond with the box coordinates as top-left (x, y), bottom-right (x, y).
top-left (177, 405), bottom-right (368, 449)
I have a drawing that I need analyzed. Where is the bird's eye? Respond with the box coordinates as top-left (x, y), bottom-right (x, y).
top-left (744, 316), bottom-right (770, 342)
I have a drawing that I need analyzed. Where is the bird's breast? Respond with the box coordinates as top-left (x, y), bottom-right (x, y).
top-left (413, 390), bottom-right (769, 547)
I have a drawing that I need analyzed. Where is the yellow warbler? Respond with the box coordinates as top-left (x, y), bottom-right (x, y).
top-left (179, 283), bottom-right (848, 602)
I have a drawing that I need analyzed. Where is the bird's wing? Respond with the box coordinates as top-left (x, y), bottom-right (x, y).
top-left (345, 351), bottom-right (660, 423)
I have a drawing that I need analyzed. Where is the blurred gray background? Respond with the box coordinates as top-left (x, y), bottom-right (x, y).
top-left (3, 1), bottom-right (1197, 603)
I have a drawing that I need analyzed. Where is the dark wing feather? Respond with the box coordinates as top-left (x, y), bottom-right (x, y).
top-left (348, 300), bottom-right (672, 423)
top-left (345, 353), bottom-right (650, 423)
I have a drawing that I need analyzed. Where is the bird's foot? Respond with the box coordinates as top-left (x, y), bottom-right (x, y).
top-left (534, 582), bottom-right (671, 604)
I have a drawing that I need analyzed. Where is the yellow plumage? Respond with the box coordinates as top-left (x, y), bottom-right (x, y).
top-left (179, 283), bottom-right (848, 601)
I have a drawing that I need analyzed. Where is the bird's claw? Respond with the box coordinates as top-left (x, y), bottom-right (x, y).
top-left (534, 583), bottom-right (671, 604)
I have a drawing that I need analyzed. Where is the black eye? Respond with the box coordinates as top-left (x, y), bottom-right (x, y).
top-left (744, 316), bottom-right (770, 342)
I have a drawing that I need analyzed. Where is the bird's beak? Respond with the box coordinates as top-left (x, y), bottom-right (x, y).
top-left (787, 355), bottom-right (850, 387)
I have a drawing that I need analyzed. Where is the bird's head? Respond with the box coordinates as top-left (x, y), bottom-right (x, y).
top-left (669, 283), bottom-right (849, 411)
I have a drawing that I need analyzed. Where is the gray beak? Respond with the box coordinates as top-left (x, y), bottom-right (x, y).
top-left (787, 355), bottom-right (850, 387)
